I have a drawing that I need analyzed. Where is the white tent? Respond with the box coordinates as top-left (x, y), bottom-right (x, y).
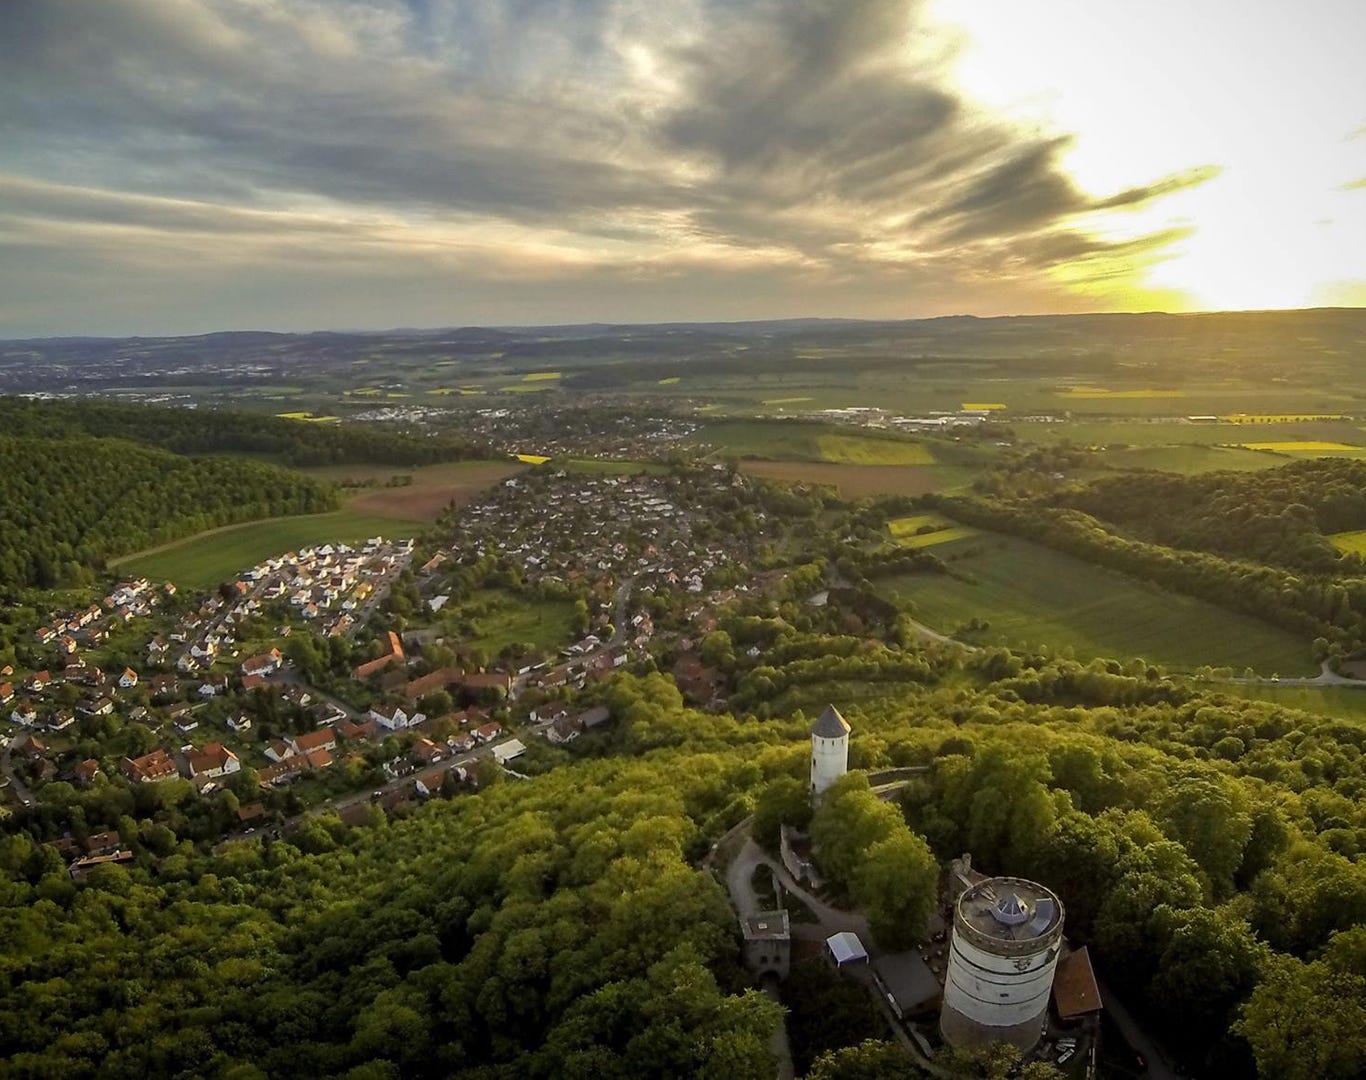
top-left (826, 931), bottom-right (869, 967)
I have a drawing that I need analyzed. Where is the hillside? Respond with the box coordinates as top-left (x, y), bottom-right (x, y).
top-left (3, 666), bottom-right (1365, 1079)
top-left (0, 435), bottom-right (337, 587)
top-left (0, 397), bottom-right (489, 467)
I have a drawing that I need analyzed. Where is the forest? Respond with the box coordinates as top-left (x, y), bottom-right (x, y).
top-left (0, 397), bottom-right (489, 467)
top-left (3, 651), bottom-right (1365, 1079)
top-left (1062, 459), bottom-right (1366, 572)
top-left (0, 435), bottom-right (336, 587)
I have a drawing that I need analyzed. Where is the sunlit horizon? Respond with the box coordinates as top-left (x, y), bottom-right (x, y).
top-left (0, 0), bottom-right (1362, 336)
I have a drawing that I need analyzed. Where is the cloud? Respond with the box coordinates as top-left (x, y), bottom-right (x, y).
top-left (0, 0), bottom-right (1208, 334)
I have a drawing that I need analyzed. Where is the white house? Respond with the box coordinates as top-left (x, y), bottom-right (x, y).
top-left (186, 742), bottom-right (241, 779)
top-left (369, 704), bottom-right (424, 731)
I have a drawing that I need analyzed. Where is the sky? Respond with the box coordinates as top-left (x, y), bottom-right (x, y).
top-left (0, 0), bottom-right (1363, 337)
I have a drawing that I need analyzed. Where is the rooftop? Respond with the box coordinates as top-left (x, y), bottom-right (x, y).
top-left (743, 911), bottom-right (791, 941)
top-left (827, 931), bottom-right (868, 965)
top-left (956, 876), bottom-right (1062, 945)
top-left (810, 703), bottom-right (850, 739)
top-left (1053, 946), bottom-right (1103, 1020)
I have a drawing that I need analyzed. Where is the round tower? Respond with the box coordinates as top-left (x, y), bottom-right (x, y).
top-left (939, 876), bottom-right (1064, 1052)
top-left (809, 704), bottom-right (850, 798)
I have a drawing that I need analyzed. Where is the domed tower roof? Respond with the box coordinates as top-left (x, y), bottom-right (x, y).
top-left (811, 704), bottom-right (850, 739)
top-left (992, 893), bottom-right (1030, 926)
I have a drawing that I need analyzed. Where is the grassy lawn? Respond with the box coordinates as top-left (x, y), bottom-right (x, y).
top-left (878, 533), bottom-right (1315, 675)
top-left (429, 588), bottom-right (578, 656)
top-left (114, 510), bottom-right (423, 589)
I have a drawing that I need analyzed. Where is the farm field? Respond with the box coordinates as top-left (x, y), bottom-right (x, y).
top-left (877, 533), bottom-right (1315, 675)
top-left (816, 433), bottom-right (935, 465)
top-left (887, 514), bottom-right (978, 548)
top-left (1098, 445), bottom-right (1283, 474)
top-left (740, 461), bottom-right (979, 497)
top-left (114, 510), bottom-right (424, 589)
top-left (1014, 419), bottom-right (1366, 448)
top-left (423, 588), bottom-right (578, 657)
top-left (299, 461), bottom-right (526, 521)
top-left (1239, 441), bottom-right (1366, 457)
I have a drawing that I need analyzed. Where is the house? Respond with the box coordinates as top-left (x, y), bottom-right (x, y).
top-left (83, 830), bottom-right (123, 854)
top-left (69, 851), bottom-right (134, 878)
top-left (118, 668), bottom-right (139, 689)
top-left (226, 714), bottom-right (253, 733)
top-left (353, 631), bottom-right (405, 680)
top-left (26, 671), bottom-right (51, 693)
top-left (0, 682), bottom-right (12, 704)
top-left (545, 714), bottom-right (581, 745)
top-left (237, 803), bottom-right (267, 824)
top-left (491, 738), bottom-right (527, 765)
top-left (415, 764), bottom-right (455, 797)
top-left (186, 742), bottom-right (241, 779)
top-left (240, 649), bottom-right (282, 678)
top-left (303, 748), bottom-right (334, 770)
top-left (307, 702), bottom-right (348, 726)
top-left (73, 759), bottom-right (102, 786)
top-left (472, 721), bottom-right (502, 744)
top-left (46, 711), bottom-right (76, 732)
top-left (1052, 946), bottom-right (1103, 1023)
top-left (403, 666), bottom-right (464, 702)
top-left (241, 674), bottom-right (266, 692)
top-left (264, 739), bottom-right (295, 763)
top-left (149, 674), bottom-right (179, 701)
top-left (412, 737), bottom-right (444, 764)
top-left (458, 671), bottom-right (513, 696)
top-left (9, 704), bottom-right (38, 727)
top-left (576, 705), bottom-right (611, 730)
top-left (34, 627), bottom-right (56, 644)
top-left (198, 674), bottom-right (229, 698)
top-left (369, 704), bottom-right (424, 731)
top-left (123, 749), bottom-right (178, 783)
top-left (258, 761), bottom-right (302, 786)
top-left (58, 635), bottom-right (78, 655)
top-left (292, 727), bottom-right (337, 756)
top-left (78, 696), bottom-right (114, 718)
top-left (447, 732), bottom-right (475, 752)
top-left (12, 733), bottom-right (47, 757)
top-left (337, 717), bottom-right (379, 741)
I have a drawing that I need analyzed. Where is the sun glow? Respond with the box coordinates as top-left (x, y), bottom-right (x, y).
top-left (928, 0), bottom-right (1366, 310)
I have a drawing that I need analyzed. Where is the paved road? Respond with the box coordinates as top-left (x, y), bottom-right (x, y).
top-left (1095, 973), bottom-right (1185, 1080)
top-left (1215, 659), bottom-right (1366, 689)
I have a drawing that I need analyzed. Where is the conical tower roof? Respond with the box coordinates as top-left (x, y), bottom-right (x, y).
top-left (810, 704), bottom-right (850, 738)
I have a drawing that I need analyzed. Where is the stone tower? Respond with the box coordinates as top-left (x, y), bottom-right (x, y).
top-left (809, 704), bottom-right (850, 798)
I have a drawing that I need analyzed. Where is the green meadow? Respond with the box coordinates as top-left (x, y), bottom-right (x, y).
top-left (114, 510), bottom-right (423, 589)
top-left (879, 532), bottom-right (1314, 676)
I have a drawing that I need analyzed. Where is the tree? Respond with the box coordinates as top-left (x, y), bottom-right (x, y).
top-left (806, 1040), bottom-right (927, 1080)
top-left (1156, 774), bottom-right (1252, 897)
top-left (1235, 956), bottom-right (1366, 1080)
top-left (853, 832), bottom-right (938, 949)
top-left (752, 776), bottom-right (810, 851)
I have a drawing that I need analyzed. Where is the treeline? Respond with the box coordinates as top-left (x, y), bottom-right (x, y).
top-left (0, 396), bottom-right (489, 466)
top-left (934, 494), bottom-right (1366, 648)
top-left (1063, 459), bottom-right (1366, 572)
top-left (0, 435), bottom-right (336, 587)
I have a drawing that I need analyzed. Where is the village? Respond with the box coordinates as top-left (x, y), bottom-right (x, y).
top-left (0, 464), bottom-right (786, 871)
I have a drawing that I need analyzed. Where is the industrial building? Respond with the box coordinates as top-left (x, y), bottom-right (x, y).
top-left (940, 876), bottom-right (1065, 1051)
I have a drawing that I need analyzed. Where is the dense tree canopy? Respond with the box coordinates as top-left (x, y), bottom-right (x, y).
top-left (0, 435), bottom-right (337, 587)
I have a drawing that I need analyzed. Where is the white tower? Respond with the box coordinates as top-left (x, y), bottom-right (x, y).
top-left (809, 704), bottom-right (850, 798)
top-left (940, 877), bottom-right (1065, 1052)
